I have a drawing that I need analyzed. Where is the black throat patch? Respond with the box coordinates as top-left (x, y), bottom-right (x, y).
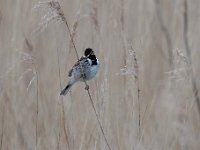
top-left (88, 55), bottom-right (98, 65)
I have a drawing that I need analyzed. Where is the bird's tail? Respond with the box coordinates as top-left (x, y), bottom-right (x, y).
top-left (60, 82), bottom-right (74, 96)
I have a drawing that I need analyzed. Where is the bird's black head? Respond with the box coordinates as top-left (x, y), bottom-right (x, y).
top-left (84, 48), bottom-right (94, 57)
top-left (88, 54), bottom-right (98, 65)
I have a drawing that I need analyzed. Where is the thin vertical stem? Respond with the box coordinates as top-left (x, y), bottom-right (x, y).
top-left (36, 71), bottom-right (38, 150)
top-left (57, 48), bottom-right (71, 150)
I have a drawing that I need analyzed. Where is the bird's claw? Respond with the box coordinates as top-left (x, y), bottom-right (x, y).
top-left (85, 85), bottom-right (89, 90)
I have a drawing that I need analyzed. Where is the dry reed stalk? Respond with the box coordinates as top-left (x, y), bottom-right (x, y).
top-left (39, 1), bottom-right (112, 149)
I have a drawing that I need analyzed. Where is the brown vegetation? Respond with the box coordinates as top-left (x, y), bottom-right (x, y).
top-left (0, 0), bottom-right (200, 149)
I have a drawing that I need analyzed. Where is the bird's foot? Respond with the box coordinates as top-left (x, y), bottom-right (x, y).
top-left (85, 85), bottom-right (89, 90)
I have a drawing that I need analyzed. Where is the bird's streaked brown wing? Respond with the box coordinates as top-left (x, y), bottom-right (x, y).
top-left (68, 56), bottom-right (85, 77)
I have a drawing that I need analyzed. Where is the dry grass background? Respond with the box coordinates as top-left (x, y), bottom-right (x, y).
top-left (0, 0), bottom-right (200, 150)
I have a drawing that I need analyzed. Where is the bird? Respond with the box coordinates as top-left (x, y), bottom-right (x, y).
top-left (60, 48), bottom-right (100, 95)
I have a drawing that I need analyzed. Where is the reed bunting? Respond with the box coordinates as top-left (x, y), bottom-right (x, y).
top-left (60, 48), bottom-right (100, 95)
